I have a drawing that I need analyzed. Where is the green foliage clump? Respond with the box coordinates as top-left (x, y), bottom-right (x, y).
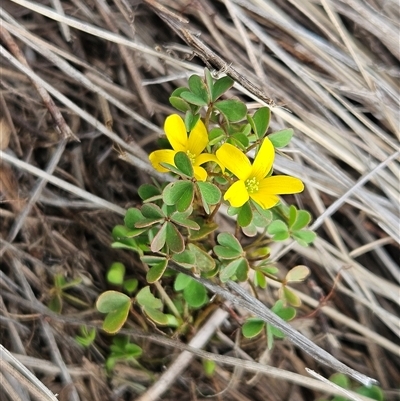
top-left (96, 69), bottom-right (317, 355)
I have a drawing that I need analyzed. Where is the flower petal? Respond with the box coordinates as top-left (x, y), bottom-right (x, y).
top-left (187, 119), bottom-right (208, 156)
top-left (259, 176), bottom-right (304, 194)
top-left (195, 153), bottom-right (225, 171)
top-left (224, 180), bottom-right (249, 207)
top-left (250, 192), bottom-right (280, 209)
top-left (216, 143), bottom-right (251, 181)
top-left (164, 114), bottom-right (188, 152)
top-left (250, 138), bottom-right (275, 180)
top-left (193, 165), bottom-right (207, 181)
top-left (149, 149), bottom-right (176, 172)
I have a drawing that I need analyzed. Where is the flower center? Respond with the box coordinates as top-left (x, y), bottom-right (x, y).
top-left (245, 177), bottom-right (259, 194)
top-left (186, 150), bottom-right (196, 164)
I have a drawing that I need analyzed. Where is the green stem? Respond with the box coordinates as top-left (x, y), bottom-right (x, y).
top-left (207, 200), bottom-right (222, 223)
top-left (154, 281), bottom-right (181, 319)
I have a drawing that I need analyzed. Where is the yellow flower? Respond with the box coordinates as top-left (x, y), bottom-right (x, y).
top-left (149, 114), bottom-right (220, 181)
top-left (216, 138), bottom-right (304, 209)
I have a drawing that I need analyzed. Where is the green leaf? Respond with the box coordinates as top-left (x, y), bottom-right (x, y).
top-left (123, 278), bottom-right (138, 294)
top-left (75, 326), bottom-right (96, 348)
top-left (187, 243), bottom-right (216, 272)
top-left (143, 307), bottom-right (168, 325)
top-left (273, 300), bottom-right (296, 321)
top-left (355, 385), bottom-right (384, 401)
top-left (267, 220), bottom-right (288, 235)
top-left (269, 129), bottom-right (293, 148)
top-left (285, 265), bottom-right (310, 283)
top-left (141, 255), bottom-right (167, 265)
top-left (292, 230), bottom-right (316, 246)
top-left (197, 182), bottom-right (221, 206)
top-left (123, 343), bottom-right (143, 358)
top-left (174, 272), bottom-right (192, 291)
top-left (257, 265), bottom-right (278, 275)
top-left (189, 220), bottom-right (218, 241)
top-left (212, 75), bottom-right (234, 102)
top-left (242, 222), bottom-right (257, 237)
top-left (208, 127), bottom-right (226, 146)
top-left (330, 373), bottom-right (350, 389)
top-left (59, 277), bottom-right (82, 290)
top-left (288, 205), bottom-right (297, 227)
top-left (252, 203), bottom-right (273, 227)
top-left (107, 262), bottom-right (125, 285)
top-left (248, 246), bottom-right (270, 259)
top-left (279, 286), bottom-right (302, 307)
top-left (183, 280), bottom-right (208, 308)
top-left (169, 87), bottom-right (191, 112)
top-left (165, 222), bottom-right (185, 253)
top-left (291, 210), bottom-right (312, 231)
top-left (48, 296), bottom-right (62, 313)
top-left (202, 359), bottom-right (216, 377)
top-left (163, 181), bottom-right (194, 212)
top-left (268, 324), bottom-right (285, 340)
top-left (252, 107), bottom-right (271, 139)
top-left (214, 245), bottom-right (242, 259)
top-left (231, 133), bottom-right (249, 149)
top-left (184, 112), bottom-right (200, 132)
top-left (254, 270), bottom-right (267, 288)
top-left (124, 208), bottom-right (145, 230)
top-left (96, 291), bottom-right (131, 334)
top-left (217, 232), bottom-right (243, 253)
top-left (159, 161), bottom-right (189, 177)
top-left (242, 318), bottom-right (265, 338)
top-left (173, 152), bottom-right (193, 178)
top-left (214, 99), bottom-right (247, 122)
top-left (146, 259), bottom-right (168, 283)
top-left (236, 258), bottom-right (249, 281)
top-left (170, 212), bottom-right (200, 230)
top-left (115, 222), bottom-right (145, 240)
top-left (237, 201), bottom-right (253, 227)
top-left (169, 96), bottom-right (191, 112)
top-left (136, 286), bottom-right (162, 309)
top-left (272, 231), bottom-right (290, 241)
top-left (141, 203), bottom-right (165, 219)
top-left (134, 217), bottom-right (163, 228)
top-left (227, 206), bottom-right (240, 216)
top-left (204, 68), bottom-right (214, 96)
top-left (96, 291), bottom-right (131, 313)
top-left (266, 324), bottom-right (275, 349)
top-left (188, 75), bottom-right (209, 104)
top-left (219, 257), bottom-right (247, 282)
top-left (138, 184), bottom-right (161, 201)
top-left (180, 91), bottom-right (208, 106)
top-left (172, 250), bottom-right (196, 269)
top-left (268, 220), bottom-right (289, 241)
top-left (151, 222), bottom-right (167, 252)
top-left (264, 300), bottom-right (297, 343)
top-left (111, 240), bottom-right (140, 253)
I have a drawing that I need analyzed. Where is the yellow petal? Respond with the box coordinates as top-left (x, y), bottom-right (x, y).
top-left (216, 143), bottom-right (251, 181)
top-left (195, 153), bottom-right (225, 171)
top-left (250, 138), bottom-right (274, 180)
top-left (259, 176), bottom-right (304, 194)
top-left (250, 192), bottom-right (280, 209)
top-left (187, 119), bottom-right (208, 156)
top-left (224, 180), bottom-right (249, 207)
top-left (149, 149), bottom-right (176, 172)
top-left (164, 114), bottom-right (188, 152)
top-left (193, 165), bottom-right (207, 181)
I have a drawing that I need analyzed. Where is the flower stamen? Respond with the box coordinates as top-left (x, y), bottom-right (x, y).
top-left (186, 150), bottom-right (196, 164)
top-left (245, 177), bottom-right (259, 194)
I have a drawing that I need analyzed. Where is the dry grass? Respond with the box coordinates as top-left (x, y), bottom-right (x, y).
top-left (0, 0), bottom-right (399, 400)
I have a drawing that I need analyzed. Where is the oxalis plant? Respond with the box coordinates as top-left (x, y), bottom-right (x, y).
top-left (96, 69), bottom-right (317, 355)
